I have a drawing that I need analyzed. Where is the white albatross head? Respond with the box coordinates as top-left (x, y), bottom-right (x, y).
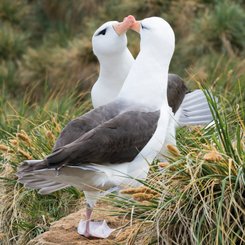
top-left (91, 16), bottom-right (135, 108)
top-left (131, 16), bottom-right (175, 67)
top-left (92, 16), bottom-right (135, 57)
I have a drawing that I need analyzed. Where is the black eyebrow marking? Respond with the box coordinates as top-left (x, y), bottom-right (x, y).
top-left (141, 24), bottom-right (150, 30)
top-left (96, 28), bottom-right (107, 36)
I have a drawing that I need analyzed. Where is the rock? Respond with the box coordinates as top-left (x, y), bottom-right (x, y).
top-left (28, 202), bottom-right (132, 245)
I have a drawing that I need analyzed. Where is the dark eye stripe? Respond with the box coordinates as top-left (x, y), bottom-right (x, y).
top-left (141, 24), bottom-right (149, 30)
top-left (96, 28), bottom-right (107, 36)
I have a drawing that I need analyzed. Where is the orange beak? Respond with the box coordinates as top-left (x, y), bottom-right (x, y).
top-left (130, 20), bottom-right (141, 33)
top-left (113, 15), bottom-right (136, 35)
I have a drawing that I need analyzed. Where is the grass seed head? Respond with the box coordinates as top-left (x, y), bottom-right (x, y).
top-left (18, 149), bottom-right (32, 160)
top-left (167, 144), bottom-right (180, 156)
top-left (203, 150), bottom-right (223, 162)
top-left (45, 130), bottom-right (56, 142)
top-left (158, 162), bottom-right (170, 168)
top-left (9, 139), bottom-right (18, 146)
top-left (52, 117), bottom-right (61, 132)
top-left (132, 193), bottom-right (154, 202)
top-left (16, 131), bottom-right (31, 145)
top-left (0, 144), bottom-right (9, 152)
top-left (121, 186), bottom-right (158, 195)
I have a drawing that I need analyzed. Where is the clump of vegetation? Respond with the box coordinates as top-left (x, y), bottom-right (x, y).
top-left (0, 88), bottom-right (91, 243)
top-left (18, 38), bottom-right (95, 95)
top-left (0, 0), bottom-right (31, 26)
top-left (193, 0), bottom-right (245, 56)
top-left (0, 24), bottom-right (28, 61)
top-left (0, 0), bottom-right (244, 244)
top-left (108, 89), bottom-right (244, 244)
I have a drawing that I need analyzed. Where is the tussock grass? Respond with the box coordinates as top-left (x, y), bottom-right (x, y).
top-left (0, 88), bottom-right (91, 244)
top-left (18, 38), bottom-right (96, 96)
top-left (107, 89), bottom-right (245, 244)
top-left (193, 0), bottom-right (245, 56)
top-left (0, 23), bottom-right (28, 61)
top-left (0, 0), bottom-right (31, 26)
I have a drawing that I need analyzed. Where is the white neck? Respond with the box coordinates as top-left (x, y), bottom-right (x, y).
top-left (98, 49), bottom-right (134, 84)
top-left (91, 48), bottom-right (134, 108)
top-left (118, 49), bottom-right (170, 110)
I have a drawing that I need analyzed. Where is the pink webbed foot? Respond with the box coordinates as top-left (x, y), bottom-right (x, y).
top-left (77, 220), bottom-right (115, 238)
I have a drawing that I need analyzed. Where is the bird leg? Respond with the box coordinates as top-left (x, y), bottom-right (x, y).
top-left (77, 203), bottom-right (115, 238)
top-left (83, 204), bottom-right (93, 237)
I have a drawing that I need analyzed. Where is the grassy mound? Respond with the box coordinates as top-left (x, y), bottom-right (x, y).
top-left (107, 87), bottom-right (244, 244)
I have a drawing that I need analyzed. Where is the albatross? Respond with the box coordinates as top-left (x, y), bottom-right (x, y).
top-left (17, 16), bottom-right (175, 238)
top-left (91, 16), bottom-right (213, 152)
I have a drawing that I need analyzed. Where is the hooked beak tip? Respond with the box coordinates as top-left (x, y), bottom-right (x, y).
top-left (130, 21), bottom-right (141, 33)
top-left (113, 15), bottom-right (136, 36)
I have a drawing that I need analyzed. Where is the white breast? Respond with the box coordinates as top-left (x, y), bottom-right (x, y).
top-left (91, 80), bottom-right (122, 108)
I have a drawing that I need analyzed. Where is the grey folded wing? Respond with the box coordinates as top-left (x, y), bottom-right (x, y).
top-left (47, 110), bottom-right (160, 169)
top-left (53, 101), bottom-right (124, 150)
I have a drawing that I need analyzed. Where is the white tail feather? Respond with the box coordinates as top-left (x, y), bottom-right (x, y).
top-left (176, 89), bottom-right (214, 126)
top-left (39, 183), bottom-right (70, 194)
top-left (17, 164), bottom-right (107, 194)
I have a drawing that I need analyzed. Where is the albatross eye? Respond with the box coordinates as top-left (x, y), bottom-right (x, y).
top-left (97, 28), bottom-right (107, 36)
top-left (141, 24), bottom-right (150, 30)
